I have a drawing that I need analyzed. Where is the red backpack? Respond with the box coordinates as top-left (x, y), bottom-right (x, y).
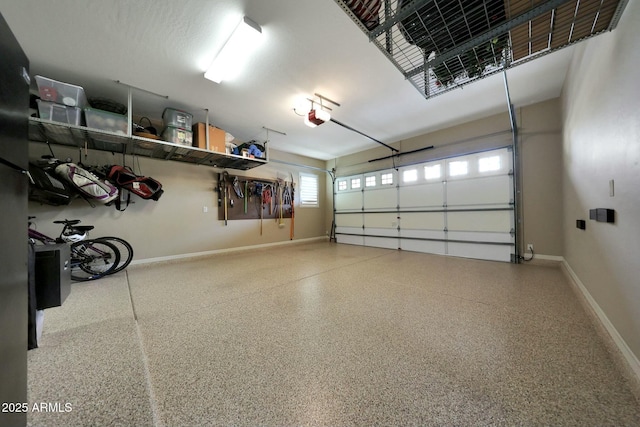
top-left (106, 165), bottom-right (163, 201)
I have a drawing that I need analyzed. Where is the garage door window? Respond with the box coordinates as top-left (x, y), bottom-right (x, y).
top-left (479, 155), bottom-right (501, 172)
top-left (403, 169), bottom-right (418, 183)
top-left (381, 173), bottom-right (393, 185)
top-left (448, 161), bottom-right (468, 177)
top-left (424, 164), bottom-right (441, 180)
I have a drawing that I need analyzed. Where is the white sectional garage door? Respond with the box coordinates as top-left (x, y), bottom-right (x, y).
top-left (334, 148), bottom-right (515, 262)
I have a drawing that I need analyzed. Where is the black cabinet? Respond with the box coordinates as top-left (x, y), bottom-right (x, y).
top-left (0, 10), bottom-right (30, 427)
top-left (34, 244), bottom-right (71, 309)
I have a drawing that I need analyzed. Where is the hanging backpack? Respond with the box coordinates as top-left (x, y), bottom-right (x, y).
top-left (28, 162), bottom-right (75, 206)
top-left (106, 165), bottom-right (163, 201)
top-left (54, 162), bottom-right (118, 204)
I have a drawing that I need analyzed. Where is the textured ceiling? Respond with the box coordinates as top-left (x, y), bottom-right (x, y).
top-left (0, 0), bottom-right (611, 161)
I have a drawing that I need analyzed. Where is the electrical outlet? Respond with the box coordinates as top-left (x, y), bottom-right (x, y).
top-left (203, 206), bottom-right (208, 213)
top-left (527, 243), bottom-right (534, 252)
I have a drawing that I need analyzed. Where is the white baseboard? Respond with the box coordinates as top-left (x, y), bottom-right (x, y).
top-left (532, 253), bottom-right (564, 262)
top-left (561, 259), bottom-right (640, 390)
top-left (130, 236), bottom-right (329, 267)
top-left (523, 253), bottom-right (564, 266)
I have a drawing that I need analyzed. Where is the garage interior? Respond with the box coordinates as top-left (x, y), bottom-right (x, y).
top-left (1, 0), bottom-right (639, 425)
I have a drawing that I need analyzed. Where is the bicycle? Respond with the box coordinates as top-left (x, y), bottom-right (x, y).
top-left (28, 218), bottom-right (133, 281)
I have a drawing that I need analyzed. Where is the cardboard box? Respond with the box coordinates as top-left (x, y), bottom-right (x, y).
top-left (192, 123), bottom-right (225, 152)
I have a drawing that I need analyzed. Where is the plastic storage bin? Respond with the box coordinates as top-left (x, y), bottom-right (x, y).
top-left (162, 108), bottom-right (193, 130)
top-left (35, 75), bottom-right (88, 109)
top-left (36, 99), bottom-right (82, 125)
top-left (162, 126), bottom-right (193, 146)
top-left (84, 108), bottom-right (128, 135)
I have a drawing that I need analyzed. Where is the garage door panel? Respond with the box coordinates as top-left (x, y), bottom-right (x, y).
top-left (447, 230), bottom-right (514, 244)
top-left (401, 239), bottom-right (446, 255)
top-left (364, 212), bottom-right (397, 229)
top-left (363, 187), bottom-right (396, 209)
top-left (335, 226), bottom-right (362, 235)
top-left (336, 191), bottom-right (362, 211)
top-left (447, 210), bottom-right (513, 232)
top-left (399, 183), bottom-right (443, 208)
top-left (337, 234), bottom-right (364, 246)
top-left (400, 212), bottom-right (444, 230)
top-left (364, 236), bottom-right (397, 249)
top-left (364, 227), bottom-right (397, 237)
top-left (447, 175), bottom-right (511, 206)
top-left (448, 242), bottom-right (512, 262)
top-left (399, 229), bottom-right (445, 240)
top-left (336, 147), bottom-right (515, 263)
top-left (335, 213), bottom-right (362, 228)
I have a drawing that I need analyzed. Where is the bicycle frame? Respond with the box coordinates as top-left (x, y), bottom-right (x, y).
top-left (28, 227), bottom-right (58, 245)
top-left (28, 222), bottom-right (119, 280)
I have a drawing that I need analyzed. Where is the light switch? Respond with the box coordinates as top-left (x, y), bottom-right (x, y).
top-left (609, 179), bottom-right (614, 197)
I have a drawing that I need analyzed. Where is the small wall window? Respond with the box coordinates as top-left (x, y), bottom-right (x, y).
top-left (424, 164), bottom-right (441, 180)
top-left (300, 173), bottom-right (319, 206)
top-left (337, 180), bottom-right (347, 191)
top-left (381, 173), bottom-right (393, 185)
top-left (479, 155), bottom-right (501, 172)
top-left (365, 176), bottom-right (376, 187)
top-left (449, 161), bottom-right (468, 177)
top-left (403, 169), bottom-right (418, 183)
top-left (351, 178), bottom-right (361, 189)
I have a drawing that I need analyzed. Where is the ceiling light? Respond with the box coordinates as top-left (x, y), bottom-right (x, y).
top-left (204, 16), bottom-right (262, 84)
top-left (304, 109), bottom-right (330, 127)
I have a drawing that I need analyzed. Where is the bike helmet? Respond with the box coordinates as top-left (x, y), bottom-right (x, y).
top-left (61, 227), bottom-right (87, 243)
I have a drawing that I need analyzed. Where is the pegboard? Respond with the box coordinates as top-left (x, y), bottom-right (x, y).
top-left (217, 173), bottom-right (293, 222)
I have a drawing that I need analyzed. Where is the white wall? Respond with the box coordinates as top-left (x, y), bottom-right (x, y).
top-left (561, 0), bottom-right (640, 366)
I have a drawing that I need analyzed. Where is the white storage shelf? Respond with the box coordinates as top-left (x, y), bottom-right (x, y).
top-left (28, 117), bottom-right (268, 171)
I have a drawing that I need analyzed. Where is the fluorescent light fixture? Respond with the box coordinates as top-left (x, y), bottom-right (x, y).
top-left (204, 16), bottom-right (262, 83)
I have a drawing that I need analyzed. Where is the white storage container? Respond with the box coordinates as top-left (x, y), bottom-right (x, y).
top-left (84, 108), bottom-right (128, 135)
top-left (162, 126), bottom-right (193, 146)
top-left (35, 75), bottom-right (88, 109)
top-left (162, 108), bottom-right (193, 130)
top-left (36, 99), bottom-right (82, 125)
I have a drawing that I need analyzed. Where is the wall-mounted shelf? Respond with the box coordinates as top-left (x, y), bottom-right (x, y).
top-left (28, 117), bottom-right (268, 170)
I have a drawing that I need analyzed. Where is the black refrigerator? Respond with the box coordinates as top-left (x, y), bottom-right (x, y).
top-left (0, 11), bottom-right (30, 427)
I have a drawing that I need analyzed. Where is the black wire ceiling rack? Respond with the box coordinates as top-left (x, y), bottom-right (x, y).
top-left (335, 0), bottom-right (628, 99)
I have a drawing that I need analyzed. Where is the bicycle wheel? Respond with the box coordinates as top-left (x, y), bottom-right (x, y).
top-left (96, 237), bottom-right (133, 274)
top-left (70, 239), bottom-right (121, 281)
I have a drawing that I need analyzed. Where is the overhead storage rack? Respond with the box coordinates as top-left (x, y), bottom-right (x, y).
top-left (335, 0), bottom-right (628, 99)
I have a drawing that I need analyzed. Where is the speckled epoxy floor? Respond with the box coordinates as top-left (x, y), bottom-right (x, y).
top-left (28, 242), bottom-right (640, 426)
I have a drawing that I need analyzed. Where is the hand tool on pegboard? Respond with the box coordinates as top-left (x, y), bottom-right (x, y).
top-left (255, 182), bottom-right (264, 235)
top-left (217, 173), bottom-right (223, 207)
top-left (278, 183), bottom-right (285, 228)
top-left (289, 173), bottom-right (295, 240)
top-left (244, 180), bottom-right (248, 214)
top-left (263, 185), bottom-right (272, 216)
top-left (222, 171), bottom-right (230, 225)
top-left (275, 178), bottom-right (283, 223)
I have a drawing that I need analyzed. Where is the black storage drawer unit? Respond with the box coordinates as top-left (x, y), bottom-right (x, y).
top-left (34, 243), bottom-right (71, 309)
